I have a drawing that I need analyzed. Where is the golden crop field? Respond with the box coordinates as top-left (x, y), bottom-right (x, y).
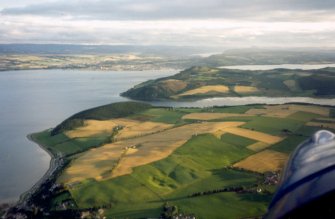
top-left (233, 85), bottom-right (259, 93)
top-left (159, 79), bottom-right (187, 92)
top-left (177, 85), bottom-right (229, 97)
top-left (116, 120), bottom-right (173, 140)
top-left (247, 142), bottom-right (270, 152)
top-left (65, 120), bottom-right (119, 138)
top-left (221, 127), bottom-right (283, 144)
top-left (65, 119), bottom-right (172, 139)
top-left (213, 129), bottom-right (226, 138)
top-left (233, 149), bottom-right (289, 173)
top-left (58, 144), bottom-right (125, 183)
top-left (59, 121), bottom-right (245, 184)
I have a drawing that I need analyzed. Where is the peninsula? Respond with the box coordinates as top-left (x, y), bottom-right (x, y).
top-left (122, 66), bottom-right (335, 101)
top-left (7, 101), bottom-right (335, 218)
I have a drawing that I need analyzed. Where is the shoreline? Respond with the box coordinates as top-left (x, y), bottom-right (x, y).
top-left (16, 132), bottom-right (60, 207)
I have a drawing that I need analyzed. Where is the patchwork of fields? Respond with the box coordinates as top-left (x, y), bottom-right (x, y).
top-left (175, 85), bottom-right (229, 97)
top-left (32, 102), bottom-right (335, 218)
top-left (122, 66), bottom-right (335, 100)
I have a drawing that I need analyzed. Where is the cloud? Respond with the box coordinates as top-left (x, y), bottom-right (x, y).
top-left (0, 15), bottom-right (334, 47)
top-left (1, 0), bottom-right (335, 21)
top-left (0, 0), bottom-right (334, 47)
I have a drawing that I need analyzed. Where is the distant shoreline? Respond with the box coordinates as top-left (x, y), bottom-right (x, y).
top-left (0, 67), bottom-right (179, 72)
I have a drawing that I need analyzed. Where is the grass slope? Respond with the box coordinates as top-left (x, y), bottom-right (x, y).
top-left (241, 116), bottom-right (303, 135)
top-left (220, 133), bottom-right (257, 147)
top-left (131, 108), bottom-right (186, 124)
top-left (70, 134), bottom-right (261, 218)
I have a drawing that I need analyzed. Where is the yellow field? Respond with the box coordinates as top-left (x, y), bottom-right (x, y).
top-left (177, 85), bottom-right (229, 97)
top-left (247, 142), bottom-right (270, 152)
top-left (182, 112), bottom-right (251, 120)
top-left (213, 130), bottom-right (225, 139)
top-left (65, 120), bottom-right (119, 138)
top-left (116, 120), bottom-right (173, 140)
top-left (222, 127), bottom-right (283, 144)
top-left (58, 144), bottom-right (125, 183)
top-left (233, 86), bottom-right (259, 93)
top-left (159, 79), bottom-right (187, 92)
top-left (233, 150), bottom-right (289, 173)
top-left (306, 122), bottom-right (335, 129)
top-left (59, 121), bottom-right (245, 184)
top-left (65, 119), bottom-right (172, 139)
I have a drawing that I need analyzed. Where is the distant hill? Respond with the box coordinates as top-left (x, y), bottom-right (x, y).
top-left (200, 49), bottom-right (335, 66)
top-left (1, 45), bottom-right (335, 71)
top-left (122, 66), bottom-right (335, 100)
top-left (0, 44), bottom-right (214, 56)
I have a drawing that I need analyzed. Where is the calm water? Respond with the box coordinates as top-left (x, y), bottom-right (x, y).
top-left (0, 69), bottom-right (176, 204)
top-left (1, 66), bottom-right (335, 204)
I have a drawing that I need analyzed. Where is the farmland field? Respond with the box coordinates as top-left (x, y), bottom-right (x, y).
top-left (233, 150), bottom-right (289, 173)
top-left (31, 102), bottom-right (335, 218)
top-left (175, 85), bottom-right (229, 98)
top-left (233, 85), bottom-right (259, 93)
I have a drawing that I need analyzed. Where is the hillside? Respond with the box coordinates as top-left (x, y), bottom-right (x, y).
top-left (121, 66), bottom-right (335, 100)
top-left (29, 101), bottom-right (335, 218)
top-left (200, 49), bottom-right (335, 66)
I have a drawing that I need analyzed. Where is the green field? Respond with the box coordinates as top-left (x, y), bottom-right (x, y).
top-left (286, 111), bottom-right (321, 122)
top-left (220, 133), bottom-right (257, 147)
top-left (241, 116), bottom-right (303, 135)
top-left (130, 108), bottom-right (186, 124)
top-left (31, 130), bottom-right (108, 156)
top-left (30, 102), bottom-right (335, 218)
top-left (70, 134), bottom-right (260, 218)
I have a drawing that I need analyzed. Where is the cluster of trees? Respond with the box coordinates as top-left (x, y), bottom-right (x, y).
top-left (161, 203), bottom-right (179, 219)
top-left (188, 183), bottom-right (274, 199)
top-left (161, 203), bottom-right (195, 219)
top-left (188, 186), bottom-right (245, 198)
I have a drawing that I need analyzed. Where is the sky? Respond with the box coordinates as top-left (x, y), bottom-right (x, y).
top-left (0, 0), bottom-right (335, 48)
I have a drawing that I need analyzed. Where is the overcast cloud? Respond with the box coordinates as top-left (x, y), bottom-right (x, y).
top-left (0, 0), bottom-right (335, 47)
